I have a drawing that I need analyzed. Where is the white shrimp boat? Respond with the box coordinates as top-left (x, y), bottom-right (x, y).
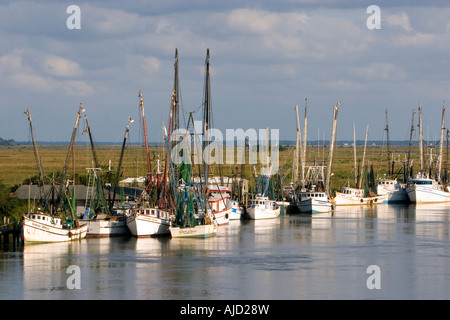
top-left (22, 211), bottom-right (88, 243)
top-left (296, 190), bottom-right (333, 213)
top-left (246, 195), bottom-right (280, 220)
top-left (80, 213), bottom-right (130, 237)
top-left (376, 178), bottom-right (409, 204)
top-left (334, 187), bottom-right (385, 206)
top-left (227, 198), bottom-right (244, 220)
top-left (406, 172), bottom-right (450, 203)
top-left (170, 213), bottom-right (218, 238)
top-left (126, 207), bottom-right (174, 237)
top-left (208, 191), bottom-right (231, 225)
top-left (170, 221), bottom-right (218, 238)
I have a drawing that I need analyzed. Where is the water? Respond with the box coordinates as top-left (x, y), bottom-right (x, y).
top-left (1, 203), bottom-right (450, 300)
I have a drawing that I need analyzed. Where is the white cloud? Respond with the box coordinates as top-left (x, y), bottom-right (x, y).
top-left (0, 50), bottom-right (92, 96)
top-left (0, 50), bottom-right (23, 74)
top-left (353, 62), bottom-right (405, 81)
top-left (43, 55), bottom-right (81, 77)
top-left (141, 56), bottom-right (161, 74)
top-left (396, 32), bottom-right (436, 47)
top-left (385, 12), bottom-right (412, 32)
top-left (61, 80), bottom-right (94, 96)
top-left (11, 72), bottom-right (53, 92)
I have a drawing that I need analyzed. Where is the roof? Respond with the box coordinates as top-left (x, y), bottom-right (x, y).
top-left (13, 184), bottom-right (145, 201)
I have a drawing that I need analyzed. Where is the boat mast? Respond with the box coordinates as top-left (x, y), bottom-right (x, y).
top-left (172, 49), bottom-right (180, 140)
top-left (160, 91), bottom-right (175, 209)
top-left (83, 115), bottom-right (99, 168)
top-left (438, 101), bottom-right (446, 181)
top-left (418, 103), bottom-right (424, 173)
top-left (359, 124), bottom-right (369, 190)
top-left (61, 104), bottom-right (85, 185)
top-left (293, 105), bottom-right (300, 184)
top-left (139, 90), bottom-right (153, 184)
top-left (302, 98), bottom-right (308, 186)
top-left (58, 104), bottom-right (85, 217)
top-left (325, 101), bottom-right (339, 195)
top-left (407, 109), bottom-right (416, 180)
top-left (385, 109), bottom-right (391, 175)
top-left (83, 114), bottom-right (112, 215)
top-left (24, 108), bottom-right (45, 188)
top-left (353, 123), bottom-right (357, 188)
top-left (110, 116), bottom-right (133, 212)
top-left (203, 49), bottom-right (211, 200)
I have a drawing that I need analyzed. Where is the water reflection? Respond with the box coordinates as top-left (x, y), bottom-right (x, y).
top-left (1, 203), bottom-right (450, 299)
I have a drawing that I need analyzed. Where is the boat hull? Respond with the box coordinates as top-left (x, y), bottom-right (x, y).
top-left (246, 206), bottom-right (280, 220)
top-left (379, 189), bottom-right (409, 203)
top-left (297, 198), bottom-right (332, 213)
top-left (80, 217), bottom-right (130, 237)
top-left (126, 214), bottom-right (171, 237)
top-left (229, 206), bottom-right (243, 220)
top-left (213, 207), bottom-right (231, 225)
top-left (22, 217), bottom-right (88, 243)
top-left (406, 185), bottom-right (450, 203)
top-left (226, 199), bottom-right (244, 220)
top-left (334, 193), bottom-right (385, 206)
top-left (169, 223), bottom-right (218, 238)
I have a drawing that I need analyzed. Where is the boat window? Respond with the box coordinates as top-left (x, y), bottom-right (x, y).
top-left (151, 210), bottom-right (155, 215)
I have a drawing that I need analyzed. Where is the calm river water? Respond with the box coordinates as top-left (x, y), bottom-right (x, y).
top-left (1, 203), bottom-right (450, 301)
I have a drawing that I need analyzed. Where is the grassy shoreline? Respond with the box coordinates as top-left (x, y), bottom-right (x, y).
top-left (0, 144), bottom-right (432, 195)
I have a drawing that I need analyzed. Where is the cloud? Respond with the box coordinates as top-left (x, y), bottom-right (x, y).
top-left (0, 50), bottom-right (23, 73)
top-left (385, 12), bottom-right (412, 32)
top-left (62, 80), bottom-right (94, 96)
top-left (141, 56), bottom-right (161, 73)
top-left (0, 50), bottom-right (93, 96)
top-left (353, 62), bottom-right (405, 81)
top-left (11, 72), bottom-right (53, 92)
top-left (396, 32), bottom-right (436, 47)
top-left (43, 55), bottom-right (81, 77)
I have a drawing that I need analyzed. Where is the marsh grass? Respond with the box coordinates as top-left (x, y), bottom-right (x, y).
top-left (0, 143), bottom-right (427, 196)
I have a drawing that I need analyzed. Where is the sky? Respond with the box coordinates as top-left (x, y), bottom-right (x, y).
top-left (1, 0), bottom-right (450, 145)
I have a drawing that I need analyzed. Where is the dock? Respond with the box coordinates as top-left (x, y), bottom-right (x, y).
top-left (0, 218), bottom-right (22, 248)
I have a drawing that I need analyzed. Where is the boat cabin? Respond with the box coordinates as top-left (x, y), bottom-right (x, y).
top-left (27, 212), bottom-right (62, 226)
top-left (338, 187), bottom-right (365, 197)
top-left (250, 197), bottom-right (278, 209)
top-left (133, 208), bottom-right (171, 220)
top-left (299, 192), bottom-right (327, 200)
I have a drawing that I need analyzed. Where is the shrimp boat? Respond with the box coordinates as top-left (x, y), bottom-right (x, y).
top-left (294, 166), bottom-right (333, 214)
top-left (22, 210), bottom-right (88, 243)
top-left (21, 106), bottom-right (88, 243)
top-left (169, 49), bottom-right (218, 238)
top-left (296, 190), bottom-right (333, 213)
top-left (406, 104), bottom-right (450, 203)
top-left (406, 172), bottom-right (450, 203)
top-left (79, 116), bottom-right (132, 237)
top-left (376, 178), bottom-right (409, 204)
top-left (207, 185), bottom-right (231, 225)
top-left (170, 182), bottom-right (218, 238)
top-left (334, 186), bottom-right (385, 206)
top-left (126, 90), bottom-right (175, 237)
top-left (227, 198), bottom-right (244, 220)
top-left (246, 194), bottom-right (280, 219)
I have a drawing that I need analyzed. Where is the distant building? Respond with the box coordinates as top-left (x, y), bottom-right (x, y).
top-left (13, 184), bottom-right (144, 215)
